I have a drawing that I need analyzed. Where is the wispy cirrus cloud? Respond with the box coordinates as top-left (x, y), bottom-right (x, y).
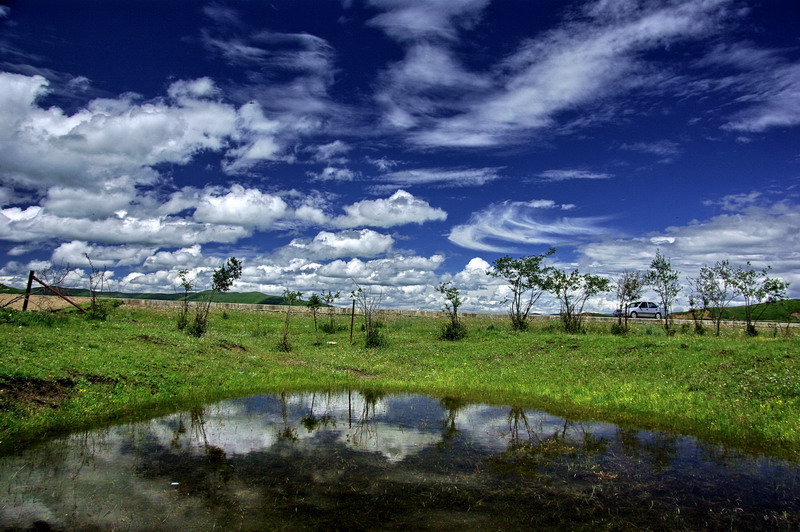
top-left (379, 167), bottom-right (502, 188)
top-left (381, 0), bottom-right (739, 148)
top-left (448, 199), bottom-right (610, 253)
top-left (535, 169), bottom-right (612, 182)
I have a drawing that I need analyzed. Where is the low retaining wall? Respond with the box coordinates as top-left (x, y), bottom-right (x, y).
top-left (2, 294), bottom-right (797, 328)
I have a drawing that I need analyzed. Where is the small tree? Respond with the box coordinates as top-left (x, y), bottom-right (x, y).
top-left (690, 260), bottom-right (736, 337)
top-left (614, 270), bottom-right (646, 332)
top-left (487, 248), bottom-right (555, 331)
top-left (646, 250), bottom-right (681, 333)
top-left (687, 293), bottom-right (707, 335)
top-left (320, 289), bottom-right (341, 334)
top-left (306, 293), bottom-right (323, 345)
top-left (547, 269), bottom-right (610, 333)
top-left (176, 269), bottom-right (193, 330)
top-left (436, 281), bottom-right (466, 340)
top-left (729, 262), bottom-right (789, 336)
top-left (277, 289), bottom-right (303, 352)
top-left (188, 257), bottom-right (242, 337)
top-left (84, 253), bottom-right (110, 320)
top-left (351, 283), bottom-right (385, 348)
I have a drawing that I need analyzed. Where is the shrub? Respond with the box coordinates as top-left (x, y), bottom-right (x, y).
top-left (610, 322), bottom-right (627, 335)
top-left (365, 327), bottom-right (387, 348)
top-left (440, 320), bottom-right (468, 341)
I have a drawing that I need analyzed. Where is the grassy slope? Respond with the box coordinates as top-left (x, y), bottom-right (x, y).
top-left (1, 306), bottom-right (799, 461)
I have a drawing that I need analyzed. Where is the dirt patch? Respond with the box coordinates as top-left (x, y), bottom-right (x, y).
top-left (335, 366), bottom-right (375, 379)
top-left (135, 334), bottom-right (170, 345)
top-left (0, 377), bottom-right (76, 409)
top-left (217, 339), bottom-right (247, 352)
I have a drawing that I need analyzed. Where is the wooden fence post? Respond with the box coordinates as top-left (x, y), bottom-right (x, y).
top-left (349, 299), bottom-right (356, 345)
top-left (22, 270), bottom-right (34, 312)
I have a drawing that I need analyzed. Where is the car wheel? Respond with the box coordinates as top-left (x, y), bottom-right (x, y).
top-left (630, 312), bottom-right (638, 318)
top-left (655, 312), bottom-right (662, 320)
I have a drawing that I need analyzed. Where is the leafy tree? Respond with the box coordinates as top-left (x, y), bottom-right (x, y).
top-left (306, 293), bottom-right (323, 332)
top-left (436, 281), bottom-right (467, 340)
top-left (689, 260), bottom-right (737, 337)
top-left (614, 270), bottom-right (646, 332)
top-left (320, 289), bottom-right (341, 334)
top-left (729, 262), bottom-right (789, 336)
top-left (188, 257), bottom-right (243, 337)
top-left (487, 248), bottom-right (555, 331)
top-left (546, 269), bottom-right (610, 333)
top-left (277, 289), bottom-right (303, 352)
top-left (646, 250), bottom-right (680, 333)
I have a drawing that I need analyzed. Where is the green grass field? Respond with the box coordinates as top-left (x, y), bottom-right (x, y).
top-left (1, 304), bottom-right (798, 461)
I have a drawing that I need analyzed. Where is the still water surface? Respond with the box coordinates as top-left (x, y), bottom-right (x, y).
top-left (1, 391), bottom-right (799, 530)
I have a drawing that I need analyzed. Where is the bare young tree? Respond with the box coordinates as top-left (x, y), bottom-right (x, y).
top-left (84, 253), bottom-right (109, 320)
top-left (615, 270), bottom-right (646, 332)
top-left (546, 269), bottom-right (610, 333)
top-left (277, 289), bottom-right (303, 352)
top-left (320, 289), bottom-right (341, 334)
top-left (351, 282), bottom-right (385, 348)
top-left (487, 248), bottom-right (555, 331)
top-left (646, 250), bottom-right (681, 333)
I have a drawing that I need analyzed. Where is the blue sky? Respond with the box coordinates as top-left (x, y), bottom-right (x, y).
top-left (0, 0), bottom-right (798, 312)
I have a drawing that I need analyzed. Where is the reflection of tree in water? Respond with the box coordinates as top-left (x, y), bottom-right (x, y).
top-left (438, 396), bottom-right (466, 447)
top-left (349, 389), bottom-right (384, 447)
top-left (278, 393), bottom-right (298, 442)
top-left (300, 392), bottom-right (337, 433)
top-left (616, 427), bottom-right (678, 471)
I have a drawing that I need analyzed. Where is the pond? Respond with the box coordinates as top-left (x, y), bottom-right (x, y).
top-left (1, 391), bottom-right (798, 530)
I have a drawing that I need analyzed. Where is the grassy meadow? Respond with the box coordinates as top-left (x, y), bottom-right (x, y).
top-left (1, 303), bottom-right (799, 460)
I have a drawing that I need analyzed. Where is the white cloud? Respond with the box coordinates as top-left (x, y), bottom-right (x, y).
top-left (0, 205), bottom-right (250, 246)
top-left (333, 190), bottom-right (447, 228)
top-left (142, 245), bottom-right (209, 271)
top-left (309, 140), bottom-right (351, 163)
top-left (51, 241), bottom-right (156, 268)
top-left (193, 185), bottom-right (288, 230)
top-left (449, 199), bottom-right (612, 252)
top-left (279, 229), bottom-right (394, 260)
top-left (0, 72), bottom-right (296, 189)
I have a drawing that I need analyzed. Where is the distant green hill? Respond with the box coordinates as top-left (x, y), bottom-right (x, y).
top-left (0, 285), bottom-right (292, 305)
top-left (673, 299), bottom-right (800, 323)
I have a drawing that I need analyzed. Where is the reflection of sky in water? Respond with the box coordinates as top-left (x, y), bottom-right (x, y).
top-left (1, 392), bottom-right (799, 531)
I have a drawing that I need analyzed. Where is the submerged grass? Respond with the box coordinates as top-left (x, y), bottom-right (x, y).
top-left (1, 305), bottom-right (799, 460)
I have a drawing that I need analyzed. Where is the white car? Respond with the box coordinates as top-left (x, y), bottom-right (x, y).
top-left (614, 301), bottom-right (662, 319)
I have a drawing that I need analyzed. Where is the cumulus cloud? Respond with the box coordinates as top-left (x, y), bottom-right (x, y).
top-left (333, 190), bottom-right (447, 228)
top-left (0, 73), bottom-right (293, 190)
top-left (0, 205), bottom-right (250, 246)
top-left (51, 241), bottom-right (156, 268)
top-left (192, 185), bottom-right (288, 230)
top-left (449, 199), bottom-right (611, 252)
top-left (278, 229), bottom-right (394, 260)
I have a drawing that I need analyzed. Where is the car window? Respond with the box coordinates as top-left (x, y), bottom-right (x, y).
top-left (649, 303), bottom-right (657, 308)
